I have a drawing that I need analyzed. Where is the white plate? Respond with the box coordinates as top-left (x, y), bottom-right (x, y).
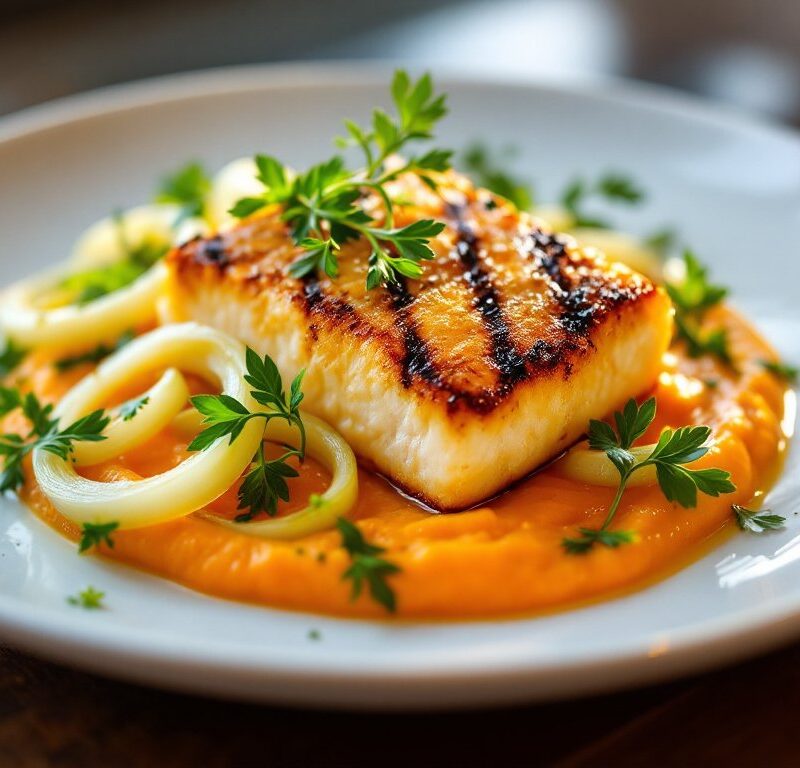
top-left (1, 63), bottom-right (800, 710)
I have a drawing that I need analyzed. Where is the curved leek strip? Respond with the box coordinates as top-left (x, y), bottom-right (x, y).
top-left (69, 203), bottom-right (206, 268)
top-left (170, 406), bottom-right (206, 439)
top-left (71, 368), bottom-right (190, 467)
top-left (570, 228), bottom-right (663, 281)
top-left (32, 323), bottom-right (264, 529)
top-left (187, 413), bottom-right (358, 541)
top-left (558, 441), bottom-right (657, 487)
top-left (0, 262), bottom-right (167, 352)
top-left (207, 157), bottom-right (262, 231)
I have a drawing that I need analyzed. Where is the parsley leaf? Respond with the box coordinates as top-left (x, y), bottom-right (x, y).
top-left (54, 330), bottom-right (134, 372)
top-left (0, 390), bottom-right (108, 494)
top-left (460, 144), bottom-right (534, 211)
top-left (665, 251), bottom-right (732, 365)
top-left (119, 395), bottom-right (149, 422)
top-left (733, 504), bottom-right (786, 533)
top-left (0, 340), bottom-right (26, 377)
top-left (336, 517), bottom-right (400, 613)
top-left (67, 586), bottom-right (106, 609)
top-left (563, 397), bottom-right (735, 554)
top-left (235, 447), bottom-right (300, 521)
top-left (666, 251), bottom-right (728, 314)
top-left (760, 359), bottom-right (798, 384)
top-left (560, 173), bottom-right (644, 229)
top-left (231, 70), bottom-right (451, 290)
top-left (155, 161), bottom-right (211, 220)
top-left (563, 528), bottom-right (635, 555)
top-left (188, 347), bottom-right (306, 519)
top-left (78, 521), bottom-right (119, 553)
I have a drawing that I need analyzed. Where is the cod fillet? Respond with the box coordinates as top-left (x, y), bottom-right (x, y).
top-left (165, 171), bottom-right (672, 510)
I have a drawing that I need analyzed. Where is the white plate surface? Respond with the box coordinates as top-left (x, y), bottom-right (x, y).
top-left (1, 63), bottom-right (800, 709)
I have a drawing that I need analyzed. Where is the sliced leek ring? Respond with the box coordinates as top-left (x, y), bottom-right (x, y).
top-left (0, 262), bottom-right (168, 353)
top-left (69, 203), bottom-right (207, 269)
top-left (71, 367), bottom-right (190, 467)
top-left (33, 323), bottom-right (264, 529)
top-left (557, 441), bottom-right (657, 487)
top-left (177, 408), bottom-right (359, 540)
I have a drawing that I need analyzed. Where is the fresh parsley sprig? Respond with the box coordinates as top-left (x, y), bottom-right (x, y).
top-left (67, 586), bottom-right (106, 609)
top-left (78, 521), bottom-right (119, 553)
top-left (563, 397), bottom-right (736, 554)
top-left (229, 70), bottom-right (451, 290)
top-left (188, 347), bottom-right (305, 520)
top-left (336, 517), bottom-right (400, 613)
top-left (560, 173), bottom-right (644, 229)
top-left (118, 395), bottom-right (149, 422)
top-left (733, 504), bottom-right (785, 533)
top-left (155, 161), bottom-right (212, 221)
top-left (0, 389), bottom-right (108, 494)
top-left (0, 340), bottom-right (26, 378)
top-left (665, 251), bottom-right (732, 365)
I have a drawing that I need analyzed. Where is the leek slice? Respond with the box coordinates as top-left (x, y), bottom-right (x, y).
top-left (71, 367), bottom-right (190, 467)
top-left (196, 412), bottom-right (358, 540)
top-left (0, 262), bottom-right (167, 353)
top-left (33, 323), bottom-right (264, 529)
top-left (69, 204), bottom-right (206, 269)
top-left (557, 441), bottom-right (657, 487)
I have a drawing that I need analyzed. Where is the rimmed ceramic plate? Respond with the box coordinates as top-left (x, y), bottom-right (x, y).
top-left (1, 63), bottom-right (799, 709)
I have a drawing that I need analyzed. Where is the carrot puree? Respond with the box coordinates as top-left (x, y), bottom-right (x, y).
top-left (9, 305), bottom-right (790, 618)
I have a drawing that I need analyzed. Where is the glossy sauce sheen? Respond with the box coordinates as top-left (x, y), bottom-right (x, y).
top-left (13, 305), bottom-right (788, 619)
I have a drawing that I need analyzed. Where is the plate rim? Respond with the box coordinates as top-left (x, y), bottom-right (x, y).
top-left (1, 60), bottom-right (799, 706)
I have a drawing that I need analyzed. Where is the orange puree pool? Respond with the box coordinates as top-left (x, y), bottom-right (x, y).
top-left (9, 305), bottom-right (790, 619)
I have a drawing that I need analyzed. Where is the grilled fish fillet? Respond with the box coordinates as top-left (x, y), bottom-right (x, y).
top-left (165, 170), bottom-right (672, 510)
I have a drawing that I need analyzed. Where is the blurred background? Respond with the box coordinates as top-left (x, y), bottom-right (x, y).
top-left (1, 0), bottom-right (799, 125)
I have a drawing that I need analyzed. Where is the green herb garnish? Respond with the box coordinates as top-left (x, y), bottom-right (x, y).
top-left (155, 161), bottom-right (212, 221)
top-left (336, 517), bottom-right (400, 613)
top-left (460, 144), bottom-right (533, 211)
top-left (0, 340), bottom-right (26, 378)
top-left (78, 521), bottom-right (119, 553)
top-left (563, 397), bottom-right (736, 554)
top-left (229, 70), bottom-right (450, 290)
top-left (234, 446), bottom-right (300, 521)
top-left (118, 395), bottom-right (150, 422)
top-left (560, 173), bottom-right (644, 229)
top-left (188, 347), bottom-right (305, 520)
top-left (733, 504), bottom-right (786, 533)
top-left (665, 251), bottom-right (732, 365)
top-left (759, 359), bottom-right (798, 384)
top-left (0, 390), bottom-right (108, 494)
top-left (67, 586), bottom-right (106, 609)
top-left (666, 250), bottom-right (728, 313)
top-left (54, 330), bottom-right (134, 373)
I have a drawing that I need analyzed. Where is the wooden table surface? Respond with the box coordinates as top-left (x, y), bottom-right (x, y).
top-left (1, 639), bottom-right (798, 767)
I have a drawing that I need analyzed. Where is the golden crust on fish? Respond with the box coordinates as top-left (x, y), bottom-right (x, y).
top-left (165, 171), bottom-right (672, 510)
